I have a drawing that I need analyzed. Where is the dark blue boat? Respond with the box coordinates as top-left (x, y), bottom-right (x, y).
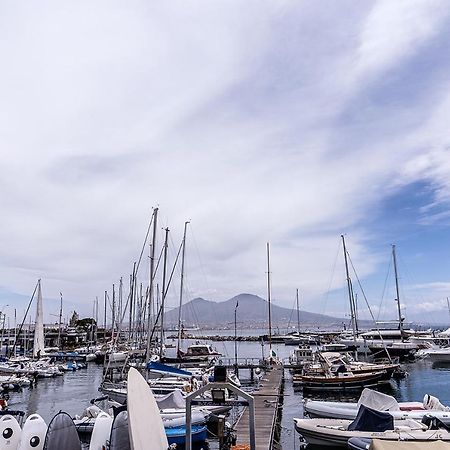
top-left (165, 424), bottom-right (208, 445)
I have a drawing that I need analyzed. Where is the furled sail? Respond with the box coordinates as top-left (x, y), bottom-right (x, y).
top-left (33, 280), bottom-right (45, 358)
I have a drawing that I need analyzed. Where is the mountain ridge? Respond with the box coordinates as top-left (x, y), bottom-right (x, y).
top-left (164, 293), bottom-right (360, 329)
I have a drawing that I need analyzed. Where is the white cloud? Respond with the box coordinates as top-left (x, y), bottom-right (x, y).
top-left (1, 1), bottom-right (450, 320)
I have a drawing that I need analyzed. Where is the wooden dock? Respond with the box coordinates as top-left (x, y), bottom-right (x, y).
top-left (234, 367), bottom-right (284, 450)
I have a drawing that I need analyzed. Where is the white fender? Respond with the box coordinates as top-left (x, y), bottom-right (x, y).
top-left (89, 412), bottom-right (113, 450)
top-left (0, 415), bottom-right (21, 449)
top-left (18, 414), bottom-right (47, 450)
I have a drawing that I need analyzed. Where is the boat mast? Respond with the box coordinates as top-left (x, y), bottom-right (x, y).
top-left (296, 288), bottom-right (301, 334)
top-left (94, 296), bottom-right (98, 345)
top-left (392, 244), bottom-right (404, 340)
top-left (103, 290), bottom-right (107, 342)
top-left (128, 268), bottom-right (134, 343)
top-left (111, 283), bottom-right (116, 343)
top-left (177, 221), bottom-right (189, 356)
top-left (447, 297), bottom-right (450, 324)
top-left (341, 235), bottom-right (357, 343)
top-left (58, 292), bottom-right (63, 348)
top-left (266, 242), bottom-right (273, 359)
top-left (234, 297), bottom-right (239, 375)
top-left (145, 208), bottom-right (158, 360)
top-left (159, 227), bottom-right (169, 359)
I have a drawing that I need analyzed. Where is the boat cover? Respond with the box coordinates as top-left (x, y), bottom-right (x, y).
top-left (358, 388), bottom-right (400, 411)
top-left (348, 405), bottom-right (394, 432)
top-left (370, 439), bottom-right (450, 449)
top-left (43, 412), bottom-right (81, 450)
top-left (146, 361), bottom-right (192, 378)
top-left (109, 411), bottom-right (130, 450)
top-left (156, 389), bottom-right (186, 410)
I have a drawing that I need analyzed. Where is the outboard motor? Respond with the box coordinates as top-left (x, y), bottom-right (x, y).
top-left (423, 394), bottom-right (450, 411)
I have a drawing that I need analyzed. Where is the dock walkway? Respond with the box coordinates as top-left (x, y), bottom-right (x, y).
top-left (234, 367), bottom-right (283, 450)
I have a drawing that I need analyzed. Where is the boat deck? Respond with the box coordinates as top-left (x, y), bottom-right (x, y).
top-left (234, 366), bottom-right (284, 450)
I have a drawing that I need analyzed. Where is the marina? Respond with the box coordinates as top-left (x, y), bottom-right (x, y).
top-left (3, 4), bottom-right (450, 446)
top-left (0, 250), bottom-right (450, 450)
top-left (0, 330), bottom-right (449, 449)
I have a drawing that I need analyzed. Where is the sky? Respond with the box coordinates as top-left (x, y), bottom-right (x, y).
top-left (1, 1), bottom-right (450, 325)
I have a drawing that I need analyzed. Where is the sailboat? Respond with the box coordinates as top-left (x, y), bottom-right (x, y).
top-left (265, 243), bottom-right (281, 365)
top-left (366, 245), bottom-right (419, 360)
top-left (165, 223), bottom-right (221, 364)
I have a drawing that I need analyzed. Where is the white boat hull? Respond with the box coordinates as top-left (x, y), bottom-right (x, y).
top-left (294, 418), bottom-right (450, 447)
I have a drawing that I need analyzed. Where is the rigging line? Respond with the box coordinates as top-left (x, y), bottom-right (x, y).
top-left (189, 224), bottom-right (210, 294)
top-left (286, 297), bottom-right (297, 330)
top-left (347, 252), bottom-right (393, 363)
top-left (135, 210), bottom-right (154, 275)
top-left (147, 236), bottom-right (184, 340)
top-left (10, 280), bottom-right (39, 358)
top-left (347, 253), bottom-right (372, 317)
top-left (322, 238), bottom-right (341, 316)
top-left (397, 252), bottom-right (423, 321)
top-left (140, 240), bottom-right (164, 319)
top-left (163, 237), bottom-right (183, 300)
top-left (378, 253), bottom-right (392, 321)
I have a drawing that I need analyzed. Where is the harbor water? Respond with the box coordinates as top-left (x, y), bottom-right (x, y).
top-left (4, 335), bottom-right (450, 449)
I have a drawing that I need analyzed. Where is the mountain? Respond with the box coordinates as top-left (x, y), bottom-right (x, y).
top-left (164, 293), bottom-right (358, 329)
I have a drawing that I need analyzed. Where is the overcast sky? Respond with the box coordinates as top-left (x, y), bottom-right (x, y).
top-left (2, 1), bottom-right (450, 325)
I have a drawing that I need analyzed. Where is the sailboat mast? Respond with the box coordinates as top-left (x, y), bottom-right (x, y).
top-left (266, 242), bottom-right (273, 358)
top-left (129, 268), bottom-right (134, 343)
top-left (177, 221), bottom-right (189, 356)
top-left (159, 227), bottom-right (169, 359)
top-left (296, 289), bottom-right (301, 334)
top-left (341, 235), bottom-right (357, 342)
top-left (146, 208), bottom-right (158, 360)
top-left (103, 290), bottom-right (107, 341)
top-left (392, 244), bottom-right (404, 340)
top-left (58, 292), bottom-right (63, 348)
top-left (447, 297), bottom-right (450, 324)
top-left (111, 284), bottom-right (115, 342)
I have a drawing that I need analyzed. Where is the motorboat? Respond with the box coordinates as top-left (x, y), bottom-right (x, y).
top-left (319, 352), bottom-right (400, 380)
top-left (368, 341), bottom-right (418, 360)
top-left (289, 345), bottom-right (314, 366)
top-left (295, 370), bottom-right (388, 391)
top-left (348, 437), bottom-right (450, 449)
top-left (165, 343), bottom-right (221, 363)
top-left (294, 405), bottom-right (450, 447)
top-left (426, 347), bottom-right (450, 364)
top-left (304, 388), bottom-right (450, 424)
top-left (294, 352), bottom-right (396, 391)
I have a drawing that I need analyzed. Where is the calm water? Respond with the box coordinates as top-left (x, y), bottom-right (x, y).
top-left (5, 336), bottom-right (450, 450)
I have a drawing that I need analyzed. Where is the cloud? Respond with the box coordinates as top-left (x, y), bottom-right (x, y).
top-left (1, 1), bottom-right (450, 321)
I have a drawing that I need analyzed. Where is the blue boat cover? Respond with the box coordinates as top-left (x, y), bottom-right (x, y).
top-left (348, 405), bottom-right (394, 432)
top-left (146, 361), bottom-right (192, 378)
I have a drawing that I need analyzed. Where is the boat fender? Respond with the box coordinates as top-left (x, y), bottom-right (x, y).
top-left (0, 414), bottom-right (22, 450)
top-left (18, 414), bottom-right (47, 450)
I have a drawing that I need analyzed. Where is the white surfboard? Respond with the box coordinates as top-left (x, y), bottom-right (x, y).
top-left (88, 412), bottom-right (113, 450)
top-left (127, 367), bottom-right (168, 450)
top-left (18, 414), bottom-right (47, 450)
top-left (0, 414), bottom-right (22, 449)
